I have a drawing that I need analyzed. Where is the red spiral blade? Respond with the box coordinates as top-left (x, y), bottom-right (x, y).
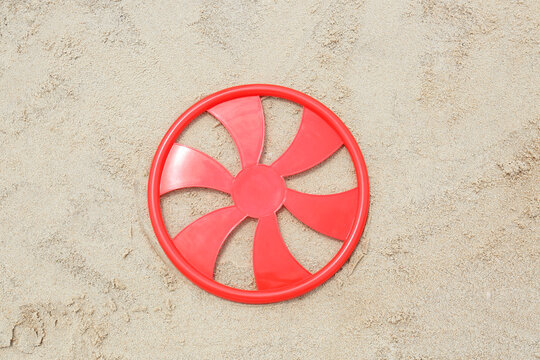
top-left (160, 144), bottom-right (234, 196)
top-left (208, 96), bottom-right (265, 169)
top-left (284, 188), bottom-right (358, 241)
top-left (253, 214), bottom-right (311, 290)
top-left (271, 107), bottom-right (343, 177)
top-left (172, 206), bottom-right (246, 279)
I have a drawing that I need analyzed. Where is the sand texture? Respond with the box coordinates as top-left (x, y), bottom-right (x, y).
top-left (1, 0), bottom-right (539, 359)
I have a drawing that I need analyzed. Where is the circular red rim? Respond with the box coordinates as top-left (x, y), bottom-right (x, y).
top-left (148, 84), bottom-right (369, 304)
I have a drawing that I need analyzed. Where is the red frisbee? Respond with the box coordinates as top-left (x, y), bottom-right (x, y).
top-left (148, 84), bottom-right (369, 303)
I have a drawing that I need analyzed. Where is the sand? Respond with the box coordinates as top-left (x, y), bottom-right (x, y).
top-left (0, 0), bottom-right (539, 358)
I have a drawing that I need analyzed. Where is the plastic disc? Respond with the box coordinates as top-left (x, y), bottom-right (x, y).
top-left (148, 84), bottom-right (369, 304)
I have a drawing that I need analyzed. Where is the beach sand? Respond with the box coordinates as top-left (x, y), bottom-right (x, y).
top-left (0, 0), bottom-right (538, 358)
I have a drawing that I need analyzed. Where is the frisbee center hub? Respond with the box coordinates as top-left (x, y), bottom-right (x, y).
top-left (232, 165), bottom-right (286, 218)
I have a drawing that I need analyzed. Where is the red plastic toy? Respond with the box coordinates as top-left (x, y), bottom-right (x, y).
top-left (148, 84), bottom-right (369, 303)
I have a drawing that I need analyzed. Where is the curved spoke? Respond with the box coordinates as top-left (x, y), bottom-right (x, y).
top-left (208, 96), bottom-right (265, 169)
top-left (271, 106), bottom-right (343, 177)
top-left (160, 144), bottom-right (234, 195)
top-left (253, 214), bottom-right (311, 290)
top-left (284, 188), bottom-right (358, 241)
top-left (172, 206), bottom-right (247, 279)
